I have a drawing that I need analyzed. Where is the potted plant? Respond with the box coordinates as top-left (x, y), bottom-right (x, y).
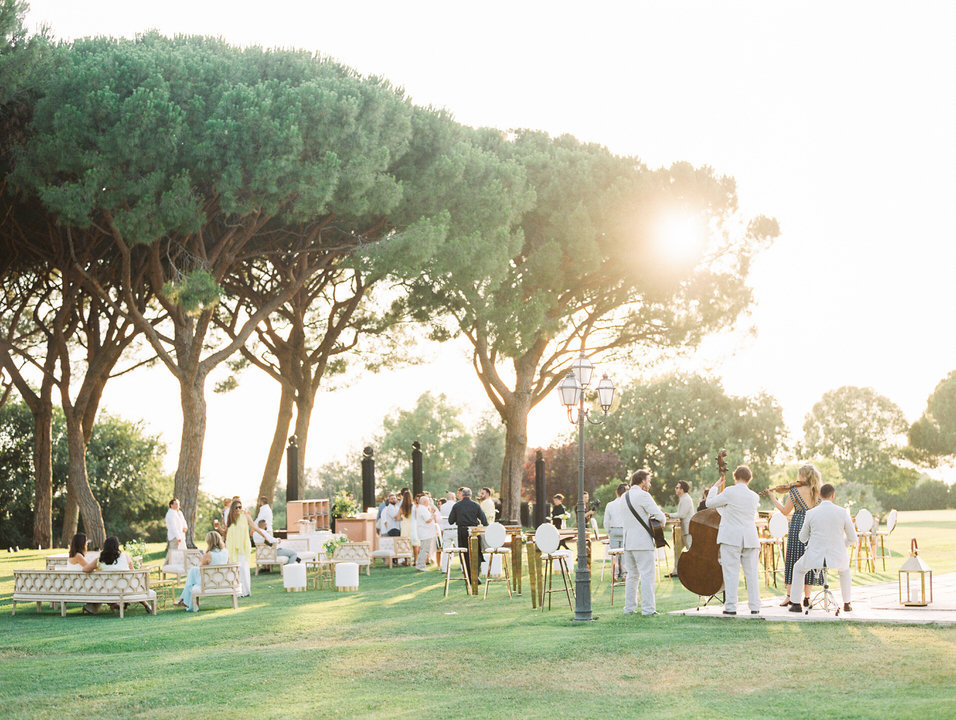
top-left (330, 490), bottom-right (359, 532)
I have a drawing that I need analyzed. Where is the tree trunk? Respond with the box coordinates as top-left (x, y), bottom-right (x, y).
top-left (65, 415), bottom-right (106, 549)
top-left (60, 490), bottom-right (78, 548)
top-left (257, 383), bottom-right (294, 503)
top-left (499, 391), bottom-right (532, 524)
top-left (293, 391), bottom-right (315, 500)
top-left (31, 404), bottom-right (54, 549)
top-left (174, 376), bottom-right (207, 547)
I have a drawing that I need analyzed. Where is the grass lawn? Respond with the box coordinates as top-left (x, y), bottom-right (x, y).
top-left (1, 510), bottom-right (954, 720)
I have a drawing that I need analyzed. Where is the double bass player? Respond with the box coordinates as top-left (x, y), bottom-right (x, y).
top-left (705, 464), bottom-right (762, 615)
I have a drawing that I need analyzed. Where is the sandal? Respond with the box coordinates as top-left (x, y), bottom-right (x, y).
top-left (778, 596), bottom-right (791, 607)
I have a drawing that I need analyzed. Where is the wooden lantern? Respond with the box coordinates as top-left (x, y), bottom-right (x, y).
top-left (898, 538), bottom-right (933, 607)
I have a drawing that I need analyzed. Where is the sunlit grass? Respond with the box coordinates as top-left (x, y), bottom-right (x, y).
top-left (0, 511), bottom-right (953, 719)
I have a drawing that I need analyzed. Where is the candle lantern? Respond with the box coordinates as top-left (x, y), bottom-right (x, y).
top-left (898, 538), bottom-right (933, 607)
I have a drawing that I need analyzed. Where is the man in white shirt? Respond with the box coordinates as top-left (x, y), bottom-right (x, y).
top-left (603, 483), bottom-right (628, 580)
top-left (255, 496), bottom-right (273, 534)
top-left (213, 496), bottom-right (232, 534)
top-left (255, 520), bottom-right (300, 564)
top-left (706, 465), bottom-right (761, 615)
top-left (165, 498), bottom-right (187, 550)
top-left (789, 483), bottom-right (858, 613)
top-left (620, 470), bottom-right (667, 616)
top-left (478, 487), bottom-right (496, 523)
top-left (382, 492), bottom-right (401, 536)
top-left (667, 480), bottom-right (695, 577)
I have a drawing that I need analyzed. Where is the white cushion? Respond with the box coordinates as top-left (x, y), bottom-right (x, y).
top-left (485, 522), bottom-right (507, 549)
top-left (534, 523), bottom-right (560, 554)
top-left (282, 563), bottom-right (306, 589)
top-left (335, 562), bottom-right (359, 588)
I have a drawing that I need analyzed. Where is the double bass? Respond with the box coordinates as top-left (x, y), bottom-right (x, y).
top-left (676, 450), bottom-right (727, 597)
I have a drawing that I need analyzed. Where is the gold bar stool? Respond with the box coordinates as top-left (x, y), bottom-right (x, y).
top-left (442, 545), bottom-right (472, 598)
top-left (874, 508), bottom-right (898, 571)
top-left (481, 522), bottom-right (513, 600)
top-left (534, 523), bottom-right (573, 610)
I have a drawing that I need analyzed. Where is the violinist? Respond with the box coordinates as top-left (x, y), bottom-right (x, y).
top-left (766, 464), bottom-right (824, 607)
top-left (705, 465), bottom-right (761, 615)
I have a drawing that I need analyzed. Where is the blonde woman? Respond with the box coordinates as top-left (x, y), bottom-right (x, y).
top-left (767, 464), bottom-right (824, 607)
top-left (176, 531), bottom-right (228, 611)
top-left (224, 499), bottom-right (257, 597)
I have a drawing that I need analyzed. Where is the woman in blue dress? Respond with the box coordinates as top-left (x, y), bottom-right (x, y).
top-left (767, 464), bottom-right (823, 606)
top-left (176, 530), bottom-right (228, 611)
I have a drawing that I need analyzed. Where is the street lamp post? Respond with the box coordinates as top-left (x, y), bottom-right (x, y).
top-left (558, 353), bottom-right (616, 622)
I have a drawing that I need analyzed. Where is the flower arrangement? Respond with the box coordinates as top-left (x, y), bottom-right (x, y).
top-left (331, 490), bottom-right (360, 519)
top-left (323, 535), bottom-right (349, 558)
top-left (123, 538), bottom-right (148, 568)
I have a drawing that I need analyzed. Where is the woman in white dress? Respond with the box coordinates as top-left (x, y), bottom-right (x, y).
top-left (414, 495), bottom-right (438, 570)
top-left (66, 533), bottom-right (99, 615)
top-left (99, 535), bottom-right (155, 614)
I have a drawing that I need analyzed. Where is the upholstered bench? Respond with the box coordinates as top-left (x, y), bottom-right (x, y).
top-left (191, 563), bottom-right (241, 611)
top-left (12, 568), bottom-right (156, 618)
top-left (161, 548), bottom-right (203, 583)
top-left (255, 543), bottom-right (290, 575)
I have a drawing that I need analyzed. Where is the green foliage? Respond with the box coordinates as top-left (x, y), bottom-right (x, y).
top-left (459, 415), bottom-right (506, 489)
top-left (0, 400), bottom-right (172, 548)
top-left (522, 442), bottom-right (623, 503)
top-left (909, 370), bottom-right (956, 462)
top-left (803, 386), bottom-right (909, 491)
top-left (770, 458), bottom-right (847, 488)
top-left (592, 374), bottom-right (788, 505)
top-left (161, 268), bottom-right (221, 317)
top-left (330, 489), bottom-right (359, 519)
top-left (376, 392), bottom-right (474, 494)
top-left (879, 476), bottom-right (956, 512)
top-left (832, 480), bottom-right (884, 519)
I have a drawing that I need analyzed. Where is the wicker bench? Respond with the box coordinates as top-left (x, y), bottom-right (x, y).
top-left (12, 569), bottom-right (156, 618)
top-left (191, 563), bottom-right (241, 611)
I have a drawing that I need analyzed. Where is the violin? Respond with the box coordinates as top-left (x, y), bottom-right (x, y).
top-left (759, 479), bottom-right (809, 497)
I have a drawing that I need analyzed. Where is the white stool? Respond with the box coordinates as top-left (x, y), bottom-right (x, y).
top-left (481, 523), bottom-right (513, 600)
top-left (282, 562), bottom-right (307, 592)
top-left (335, 562), bottom-right (359, 591)
top-left (534, 523), bottom-right (573, 610)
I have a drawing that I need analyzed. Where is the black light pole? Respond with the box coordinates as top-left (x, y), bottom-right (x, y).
top-left (361, 446), bottom-right (375, 511)
top-left (558, 353), bottom-right (616, 623)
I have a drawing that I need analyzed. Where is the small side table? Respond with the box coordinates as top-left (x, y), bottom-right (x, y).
top-left (305, 560), bottom-right (334, 590)
top-left (148, 565), bottom-right (179, 609)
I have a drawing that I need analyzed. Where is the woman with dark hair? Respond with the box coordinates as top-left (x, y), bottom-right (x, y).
top-left (399, 489), bottom-right (414, 564)
top-left (98, 536), bottom-right (155, 615)
top-left (176, 531), bottom-right (228, 611)
top-left (224, 499), bottom-right (257, 597)
top-left (66, 533), bottom-right (100, 614)
top-left (66, 533), bottom-right (98, 572)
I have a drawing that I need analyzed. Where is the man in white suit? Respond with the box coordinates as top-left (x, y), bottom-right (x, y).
top-left (788, 483), bottom-right (858, 613)
top-left (667, 480), bottom-right (695, 577)
top-left (706, 465), bottom-right (761, 615)
top-left (620, 470), bottom-right (667, 616)
top-left (603, 483), bottom-right (628, 580)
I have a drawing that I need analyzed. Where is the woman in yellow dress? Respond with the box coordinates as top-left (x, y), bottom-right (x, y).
top-left (224, 499), bottom-right (258, 597)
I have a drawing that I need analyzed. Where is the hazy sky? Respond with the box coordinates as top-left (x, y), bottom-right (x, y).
top-left (24, 1), bottom-right (956, 495)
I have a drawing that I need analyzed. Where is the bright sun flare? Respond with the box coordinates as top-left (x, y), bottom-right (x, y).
top-left (656, 214), bottom-right (704, 266)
